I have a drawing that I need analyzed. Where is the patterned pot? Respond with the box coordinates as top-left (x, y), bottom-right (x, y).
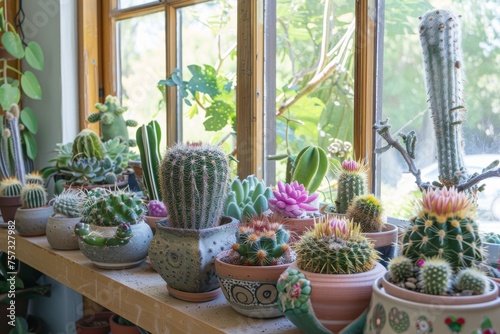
top-left (148, 216), bottom-right (238, 302)
top-left (215, 250), bottom-right (291, 318)
top-left (46, 215), bottom-right (82, 250)
top-left (76, 221), bottom-right (153, 269)
top-left (365, 275), bottom-right (500, 334)
top-left (14, 206), bottom-right (54, 236)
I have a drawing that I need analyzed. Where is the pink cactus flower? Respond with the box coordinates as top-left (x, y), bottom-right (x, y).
top-left (329, 217), bottom-right (349, 235)
top-left (269, 181), bottom-right (319, 218)
top-left (420, 186), bottom-right (474, 218)
top-left (341, 159), bottom-right (359, 172)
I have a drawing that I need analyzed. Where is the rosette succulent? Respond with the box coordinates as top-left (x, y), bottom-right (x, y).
top-left (269, 181), bottom-right (319, 218)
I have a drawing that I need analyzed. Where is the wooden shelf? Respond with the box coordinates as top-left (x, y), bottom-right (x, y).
top-left (0, 228), bottom-right (301, 333)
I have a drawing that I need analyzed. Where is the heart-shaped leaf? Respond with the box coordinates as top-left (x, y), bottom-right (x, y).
top-left (25, 41), bottom-right (44, 71)
top-left (20, 107), bottom-right (38, 134)
top-left (21, 71), bottom-right (42, 100)
top-left (0, 83), bottom-right (21, 110)
top-left (1, 31), bottom-right (24, 58)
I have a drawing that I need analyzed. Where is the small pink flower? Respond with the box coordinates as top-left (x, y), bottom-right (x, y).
top-left (417, 259), bottom-right (425, 267)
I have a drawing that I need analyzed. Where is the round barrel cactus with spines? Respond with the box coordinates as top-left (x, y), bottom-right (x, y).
top-left (20, 183), bottom-right (48, 209)
top-left (402, 186), bottom-right (484, 270)
top-left (51, 189), bottom-right (83, 218)
top-left (159, 142), bottom-right (230, 229)
top-left (335, 160), bottom-right (368, 214)
top-left (455, 268), bottom-right (488, 295)
top-left (420, 257), bottom-right (453, 295)
top-left (25, 172), bottom-right (44, 185)
top-left (388, 255), bottom-right (414, 284)
top-left (0, 177), bottom-right (22, 197)
top-left (346, 194), bottom-right (385, 233)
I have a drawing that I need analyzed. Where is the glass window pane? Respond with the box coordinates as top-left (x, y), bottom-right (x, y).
top-left (118, 0), bottom-right (158, 10)
top-left (379, 1), bottom-right (500, 231)
top-left (117, 11), bottom-right (166, 151)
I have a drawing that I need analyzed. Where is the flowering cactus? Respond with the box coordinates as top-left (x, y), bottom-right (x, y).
top-left (147, 200), bottom-right (167, 217)
top-left (268, 181), bottom-right (319, 218)
top-left (334, 159), bottom-right (368, 214)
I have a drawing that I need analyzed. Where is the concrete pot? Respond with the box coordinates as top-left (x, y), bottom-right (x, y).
top-left (148, 216), bottom-right (238, 302)
top-left (46, 215), bottom-right (82, 250)
top-left (14, 206), bottom-right (54, 236)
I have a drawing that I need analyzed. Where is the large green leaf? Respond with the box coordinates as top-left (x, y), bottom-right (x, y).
top-left (20, 107), bottom-right (38, 134)
top-left (186, 64), bottom-right (220, 98)
top-left (1, 31), bottom-right (24, 59)
top-left (25, 41), bottom-right (44, 71)
top-left (204, 100), bottom-right (233, 131)
top-left (0, 83), bottom-right (21, 110)
top-left (22, 130), bottom-right (37, 160)
top-left (21, 71), bottom-right (42, 100)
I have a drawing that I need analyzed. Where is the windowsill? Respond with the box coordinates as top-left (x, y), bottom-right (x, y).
top-left (0, 229), bottom-right (301, 333)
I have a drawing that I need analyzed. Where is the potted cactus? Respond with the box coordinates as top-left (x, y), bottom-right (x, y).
top-left (333, 159), bottom-right (368, 215)
top-left (215, 215), bottom-right (294, 318)
top-left (0, 177), bottom-right (22, 222)
top-left (46, 189), bottom-right (84, 250)
top-left (277, 216), bottom-right (386, 333)
top-left (135, 120), bottom-right (162, 201)
top-left (144, 199), bottom-right (167, 233)
top-left (14, 182), bottom-right (53, 236)
top-left (148, 142), bottom-right (238, 302)
top-left (74, 187), bottom-right (153, 269)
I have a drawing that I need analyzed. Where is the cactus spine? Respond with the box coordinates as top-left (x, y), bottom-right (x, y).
top-left (388, 255), bottom-right (414, 284)
top-left (346, 194), bottom-right (385, 233)
top-left (51, 189), bottom-right (83, 218)
top-left (455, 268), bottom-right (488, 295)
top-left (159, 142), bottom-right (230, 229)
top-left (72, 129), bottom-right (106, 161)
top-left (419, 9), bottom-right (467, 187)
top-left (291, 145), bottom-right (328, 193)
top-left (335, 160), bottom-right (368, 214)
top-left (136, 120), bottom-right (162, 201)
top-left (20, 183), bottom-right (48, 209)
top-left (419, 257), bottom-right (452, 295)
top-left (0, 177), bottom-right (22, 196)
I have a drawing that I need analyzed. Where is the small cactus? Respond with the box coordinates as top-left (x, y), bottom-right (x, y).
top-left (231, 215), bottom-right (291, 266)
top-left (26, 172), bottom-right (44, 185)
top-left (0, 177), bottom-right (22, 197)
top-left (51, 189), bottom-right (83, 218)
top-left (294, 216), bottom-right (379, 274)
top-left (20, 183), bottom-right (48, 209)
top-left (388, 255), bottom-right (414, 284)
top-left (455, 268), bottom-right (488, 295)
top-left (147, 200), bottom-right (167, 217)
top-left (334, 159), bottom-right (368, 214)
top-left (268, 181), bottom-right (319, 218)
top-left (346, 194), bottom-right (385, 233)
top-left (419, 258), bottom-right (453, 295)
top-left (290, 145), bottom-right (328, 194)
top-left (72, 129), bottom-right (106, 161)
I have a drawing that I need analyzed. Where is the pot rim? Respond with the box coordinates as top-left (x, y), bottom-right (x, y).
top-left (155, 215), bottom-right (238, 232)
top-left (290, 260), bottom-right (387, 280)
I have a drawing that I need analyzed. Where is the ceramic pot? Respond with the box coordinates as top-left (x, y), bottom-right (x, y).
top-left (14, 206), bottom-right (54, 236)
top-left (365, 275), bottom-right (500, 334)
top-left (291, 261), bottom-right (386, 333)
top-left (144, 215), bottom-right (165, 234)
top-left (109, 314), bottom-right (140, 334)
top-left (0, 196), bottom-right (22, 222)
top-left (282, 214), bottom-right (323, 243)
top-left (148, 216), bottom-right (238, 302)
top-left (484, 242), bottom-right (500, 269)
top-left (46, 215), bottom-right (82, 250)
top-left (77, 221), bottom-right (153, 269)
top-left (215, 249), bottom-right (291, 318)
top-left (362, 223), bottom-right (399, 268)
top-left (492, 277), bottom-right (500, 296)
top-left (75, 311), bottom-right (113, 334)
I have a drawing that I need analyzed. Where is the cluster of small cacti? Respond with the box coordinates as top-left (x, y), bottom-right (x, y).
top-left (159, 142), bottom-right (230, 229)
top-left (294, 216), bottom-right (379, 274)
top-left (62, 156), bottom-right (123, 186)
top-left (346, 194), bottom-right (385, 233)
top-left (334, 159), bottom-right (368, 214)
top-left (223, 175), bottom-right (273, 223)
top-left (0, 177), bottom-right (23, 196)
top-left (231, 215), bottom-right (291, 266)
top-left (268, 181), bottom-right (319, 218)
top-left (20, 183), bottom-right (48, 209)
top-left (147, 200), bottom-right (167, 217)
top-left (290, 145), bottom-right (328, 194)
top-left (50, 189), bottom-right (83, 218)
top-left (79, 187), bottom-right (146, 226)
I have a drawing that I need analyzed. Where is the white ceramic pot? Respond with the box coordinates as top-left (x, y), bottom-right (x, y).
top-left (46, 215), bottom-right (82, 250)
top-left (14, 206), bottom-right (54, 236)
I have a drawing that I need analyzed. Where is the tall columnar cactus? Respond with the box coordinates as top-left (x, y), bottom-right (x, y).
top-left (159, 142), bottom-right (230, 229)
top-left (0, 104), bottom-right (26, 183)
top-left (72, 129), bottom-right (106, 161)
top-left (388, 255), bottom-right (414, 284)
top-left (232, 215), bottom-right (291, 266)
top-left (335, 160), bottom-right (368, 214)
top-left (51, 189), bottom-right (83, 218)
top-left (88, 95), bottom-right (138, 147)
top-left (0, 177), bottom-right (22, 196)
top-left (20, 183), bottom-right (48, 209)
top-left (419, 257), bottom-right (453, 295)
top-left (402, 186), bottom-right (484, 270)
top-left (79, 188), bottom-right (146, 226)
top-left (136, 120), bottom-right (162, 201)
top-left (294, 216), bottom-right (379, 274)
top-left (291, 145), bottom-right (328, 194)
top-left (346, 194), bottom-right (385, 233)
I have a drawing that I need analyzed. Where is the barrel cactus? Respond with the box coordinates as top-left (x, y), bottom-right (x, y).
top-left (388, 255), bottom-right (414, 284)
top-left (402, 186), bottom-right (484, 270)
top-left (20, 183), bottom-right (48, 209)
top-left (159, 142), bottom-right (230, 229)
top-left (72, 129), bottom-right (106, 161)
top-left (346, 194), bottom-right (385, 233)
top-left (455, 268), bottom-right (488, 295)
top-left (334, 159), bottom-right (368, 214)
top-left (0, 177), bottom-right (22, 197)
top-left (269, 181), bottom-right (319, 218)
top-left (419, 257), bottom-right (453, 295)
top-left (294, 216), bottom-right (379, 274)
top-left (51, 189), bottom-right (83, 218)
top-left (25, 172), bottom-right (44, 185)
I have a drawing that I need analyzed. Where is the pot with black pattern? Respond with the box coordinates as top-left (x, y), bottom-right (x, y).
top-left (215, 249), bottom-right (292, 318)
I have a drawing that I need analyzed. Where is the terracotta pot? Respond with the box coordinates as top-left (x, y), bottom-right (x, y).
top-left (215, 249), bottom-right (291, 318)
top-left (491, 277), bottom-right (500, 296)
top-left (291, 261), bottom-right (386, 333)
top-left (362, 223), bottom-right (399, 268)
top-left (0, 196), bottom-right (22, 222)
top-left (14, 206), bottom-right (54, 236)
top-left (109, 314), bottom-right (140, 334)
top-left (366, 275), bottom-right (500, 334)
top-left (144, 215), bottom-right (165, 234)
top-left (75, 311), bottom-right (113, 334)
top-left (282, 214), bottom-right (323, 243)
top-left (46, 215), bottom-right (81, 250)
top-left (148, 216), bottom-right (239, 302)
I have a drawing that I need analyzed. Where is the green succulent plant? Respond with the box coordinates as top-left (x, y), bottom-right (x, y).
top-left (50, 189), bottom-right (83, 218)
top-left (20, 183), bottom-right (47, 209)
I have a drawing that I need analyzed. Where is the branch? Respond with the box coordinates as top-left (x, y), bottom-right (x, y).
top-left (457, 168), bottom-right (500, 192)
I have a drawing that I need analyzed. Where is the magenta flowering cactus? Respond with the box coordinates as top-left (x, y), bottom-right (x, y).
top-left (269, 181), bottom-right (319, 218)
top-left (147, 199), bottom-right (168, 217)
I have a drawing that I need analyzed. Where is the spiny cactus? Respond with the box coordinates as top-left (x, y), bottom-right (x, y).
top-left (455, 268), bottom-right (488, 295)
top-left (88, 95), bottom-right (138, 147)
top-left (20, 183), bottom-right (48, 209)
top-left (159, 142), bottom-right (230, 229)
top-left (79, 188), bottom-right (146, 226)
top-left (291, 145), bottom-right (328, 194)
top-left (72, 129), bottom-right (106, 161)
top-left (388, 255), bottom-right (414, 284)
top-left (346, 194), bottom-right (385, 233)
top-left (334, 159), bottom-right (368, 214)
top-left (25, 172), bottom-right (44, 185)
top-left (51, 189), bottom-right (83, 218)
top-left (223, 175), bottom-right (273, 223)
top-left (402, 186), bottom-right (484, 270)
top-left (147, 199), bottom-right (167, 217)
top-left (419, 257), bottom-right (453, 295)
top-left (62, 156), bottom-right (123, 186)
top-left (294, 216), bottom-right (379, 274)
top-left (231, 215), bottom-right (291, 266)
top-left (269, 181), bottom-right (319, 218)
top-left (0, 104), bottom-right (26, 183)
top-left (0, 177), bottom-right (22, 196)
top-left (75, 222), bottom-right (133, 246)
